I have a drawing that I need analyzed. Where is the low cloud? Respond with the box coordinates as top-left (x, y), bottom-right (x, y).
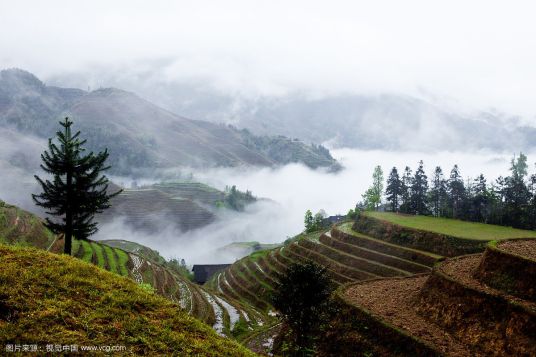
top-left (0, 128), bottom-right (46, 212)
top-left (96, 148), bottom-right (519, 264)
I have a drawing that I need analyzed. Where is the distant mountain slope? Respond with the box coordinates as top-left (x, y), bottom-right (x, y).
top-left (102, 188), bottom-right (216, 233)
top-left (0, 200), bottom-right (55, 250)
top-left (100, 181), bottom-right (258, 233)
top-left (148, 87), bottom-right (536, 152)
top-left (0, 68), bottom-right (340, 174)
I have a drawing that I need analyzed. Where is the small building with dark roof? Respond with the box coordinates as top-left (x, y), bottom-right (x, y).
top-left (192, 264), bottom-right (230, 284)
top-left (322, 215), bottom-right (346, 226)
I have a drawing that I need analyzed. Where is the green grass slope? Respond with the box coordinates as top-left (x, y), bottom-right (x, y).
top-left (0, 244), bottom-right (255, 356)
top-left (0, 201), bottom-right (55, 250)
top-left (100, 239), bottom-right (167, 265)
top-left (365, 211), bottom-right (536, 240)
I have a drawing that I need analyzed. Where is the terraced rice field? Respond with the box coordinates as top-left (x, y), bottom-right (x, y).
top-left (72, 239), bottom-right (130, 277)
top-left (211, 220), bottom-right (443, 312)
top-left (71, 238), bottom-right (266, 339)
top-left (152, 181), bottom-right (225, 206)
top-left (103, 188), bottom-right (215, 232)
top-left (0, 201), bottom-right (267, 341)
top-left (0, 203), bottom-right (55, 250)
top-left (338, 239), bottom-right (536, 356)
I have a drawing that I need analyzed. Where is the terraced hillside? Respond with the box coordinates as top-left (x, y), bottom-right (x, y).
top-left (209, 220), bottom-right (443, 317)
top-left (0, 200), bottom-right (55, 250)
top-left (0, 201), bottom-right (270, 341)
top-left (102, 188), bottom-right (215, 232)
top-left (152, 181), bottom-right (225, 206)
top-left (211, 212), bottom-right (536, 354)
top-left (0, 244), bottom-right (255, 356)
top-left (101, 181), bottom-right (258, 233)
top-left (47, 238), bottom-right (272, 339)
top-left (356, 211), bottom-right (536, 256)
top-left (329, 238), bottom-right (536, 356)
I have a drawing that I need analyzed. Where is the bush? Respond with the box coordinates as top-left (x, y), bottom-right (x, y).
top-left (271, 262), bottom-right (336, 356)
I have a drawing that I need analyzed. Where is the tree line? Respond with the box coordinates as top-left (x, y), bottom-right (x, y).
top-left (361, 153), bottom-right (536, 230)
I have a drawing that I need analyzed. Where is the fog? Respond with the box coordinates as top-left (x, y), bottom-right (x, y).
top-left (95, 148), bottom-right (521, 264)
top-left (3, 1), bottom-right (536, 272)
top-left (0, 127), bottom-right (530, 264)
top-left (0, 128), bottom-right (45, 213)
top-left (2, 1), bottom-right (536, 119)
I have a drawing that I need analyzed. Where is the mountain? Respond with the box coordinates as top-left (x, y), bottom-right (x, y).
top-left (0, 68), bottom-right (340, 175)
top-left (136, 85), bottom-right (536, 152)
top-left (99, 181), bottom-right (261, 233)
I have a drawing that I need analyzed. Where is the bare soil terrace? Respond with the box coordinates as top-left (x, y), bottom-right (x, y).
top-left (344, 276), bottom-right (472, 356)
top-left (499, 239), bottom-right (536, 260)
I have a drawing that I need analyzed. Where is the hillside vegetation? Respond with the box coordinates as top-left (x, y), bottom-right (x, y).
top-left (102, 188), bottom-right (215, 233)
top-left (102, 181), bottom-right (259, 233)
top-left (0, 244), bottom-right (255, 356)
top-left (365, 211), bottom-right (536, 240)
top-left (0, 68), bottom-right (340, 174)
top-left (0, 200), bottom-right (55, 250)
top-left (216, 213), bottom-right (535, 356)
top-left (0, 200), bottom-right (270, 343)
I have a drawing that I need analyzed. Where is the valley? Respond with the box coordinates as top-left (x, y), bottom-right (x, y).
top-left (3, 2), bottom-right (536, 355)
top-left (2, 186), bottom-right (536, 355)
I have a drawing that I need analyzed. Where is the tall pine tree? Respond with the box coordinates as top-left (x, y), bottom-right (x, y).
top-left (528, 169), bottom-right (536, 229)
top-left (429, 166), bottom-right (447, 217)
top-left (469, 174), bottom-right (489, 222)
top-left (503, 153), bottom-right (531, 228)
top-left (448, 165), bottom-right (465, 219)
top-left (33, 118), bottom-right (121, 255)
top-left (385, 167), bottom-right (401, 212)
top-left (399, 166), bottom-right (413, 213)
top-left (410, 160), bottom-right (428, 215)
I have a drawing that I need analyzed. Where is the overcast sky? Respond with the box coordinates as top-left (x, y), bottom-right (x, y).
top-left (2, 0), bottom-right (536, 117)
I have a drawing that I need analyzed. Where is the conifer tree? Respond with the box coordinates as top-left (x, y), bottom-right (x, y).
top-left (429, 166), bottom-right (447, 217)
top-left (399, 166), bottom-right (413, 213)
top-left (448, 165), bottom-right (465, 219)
top-left (385, 167), bottom-right (401, 212)
top-left (33, 118), bottom-right (121, 255)
top-left (410, 160), bottom-right (428, 215)
top-left (469, 174), bottom-right (489, 222)
top-left (272, 262), bottom-right (334, 355)
top-left (503, 153), bottom-right (531, 227)
top-left (528, 170), bottom-right (536, 228)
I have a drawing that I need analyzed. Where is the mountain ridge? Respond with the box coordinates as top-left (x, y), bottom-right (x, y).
top-left (0, 68), bottom-right (340, 175)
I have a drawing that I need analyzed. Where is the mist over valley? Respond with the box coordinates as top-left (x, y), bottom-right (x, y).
top-left (2, 3), bottom-right (536, 353)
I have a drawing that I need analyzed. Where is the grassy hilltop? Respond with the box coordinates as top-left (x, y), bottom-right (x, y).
top-left (0, 244), bottom-right (255, 356)
top-left (365, 211), bottom-right (536, 240)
